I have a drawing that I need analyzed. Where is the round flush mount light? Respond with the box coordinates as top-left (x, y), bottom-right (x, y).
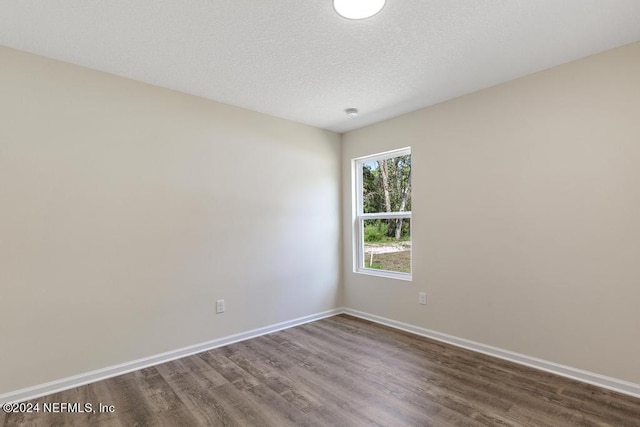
top-left (345, 108), bottom-right (359, 117)
top-left (333, 0), bottom-right (386, 20)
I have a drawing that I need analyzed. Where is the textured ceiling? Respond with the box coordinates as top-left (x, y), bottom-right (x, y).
top-left (1, 1), bottom-right (639, 133)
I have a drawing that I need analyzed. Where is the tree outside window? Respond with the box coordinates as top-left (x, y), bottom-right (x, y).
top-left (354, 148), bottom-right (411, 279)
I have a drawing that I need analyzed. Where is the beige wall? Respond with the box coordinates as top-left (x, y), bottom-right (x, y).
top-left (342, 42), bottom-right (640, 384)
top-left (0, 46), bottom-right (341, 394)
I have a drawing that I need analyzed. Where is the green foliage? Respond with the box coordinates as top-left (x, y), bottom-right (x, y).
top-left (363, 219), bottom-right (411, 242)
top-left (364, 222), bottom-right (387, 242)
top-left (363, 155), bottom-right (411, 215)
top-left (362, 155), bottom-right (411, 239)
top-left (362, 165), bottom-right (384, 214)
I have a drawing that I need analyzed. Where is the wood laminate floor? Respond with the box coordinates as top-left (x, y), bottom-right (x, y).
top-left (2, 314), bottom-right (639, 426)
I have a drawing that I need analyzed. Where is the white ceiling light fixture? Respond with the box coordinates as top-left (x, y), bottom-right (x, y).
top-left (333, 0), bottom-right (386, 20)
top-left (345, 108), bottom-right (359, 117)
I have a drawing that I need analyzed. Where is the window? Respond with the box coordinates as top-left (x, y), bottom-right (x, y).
top-left (354, 148), bottom-right (411, 280)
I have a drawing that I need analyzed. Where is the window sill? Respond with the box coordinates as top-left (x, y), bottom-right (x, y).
top-left (354, 268), bottom-right (412, 281)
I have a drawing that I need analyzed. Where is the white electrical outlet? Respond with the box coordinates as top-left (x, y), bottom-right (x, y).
top-left (419, 292), bottom-right (427, 305)
top-left (216, 299), bottom-right (225, 314)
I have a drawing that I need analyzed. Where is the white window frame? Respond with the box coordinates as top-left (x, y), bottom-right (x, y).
top-left (353, 147), bottom-right (412, 281)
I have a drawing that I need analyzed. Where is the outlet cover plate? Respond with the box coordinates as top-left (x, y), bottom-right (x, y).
top-left (216, 299), bottom-right (225, 313)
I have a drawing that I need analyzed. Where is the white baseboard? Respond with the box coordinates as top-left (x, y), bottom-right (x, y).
top-left (0, 308), bottom-right (342, 405)
top-left (343, 308), bottom-right (640, 399)
top-left (3, 306), bottom-right (639, 404)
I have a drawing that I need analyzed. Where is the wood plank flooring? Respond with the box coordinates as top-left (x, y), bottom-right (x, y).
top-left (3, 314), bottom-right (640, 426)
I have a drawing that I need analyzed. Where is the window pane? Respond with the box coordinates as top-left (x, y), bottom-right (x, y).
top-left (362, 155), bottom-right (411, 214)
top-left (363, 218), bottom-right (411, 273)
